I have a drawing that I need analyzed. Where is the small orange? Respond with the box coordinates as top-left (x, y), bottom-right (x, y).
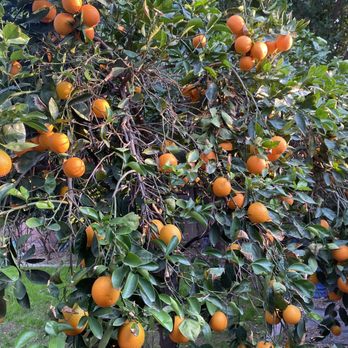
top-left (239, 56), bottom-right (255, 71)
top-left (38, 124), bottom-right (54, 134)
top-left (251, 42), bottom-right (268, 61)
top-left (338, 277), bottom-right (348, 293)
top-left (271, 136), bottom-right (287, 154)
top-left (192, 34), bottom-right (207, 48)
top-left (235, 35), bottom-right (252, 54)
top-left (308, 273), bottom-right (319, 285)
top-left (92, 98), bottom-right (110, 118)
top-left (48, 133), bottom-right (70, 154)
top-left (81, 4), bottom-right (100, 27)
top-left (282, 304), bottom-right (301, 325)
top-left (331, 325), bottom-right (341, 336)
top-left (0, 150), bottom-right (12, 177)
top-left (246, 155), bottom-right (267, 175)
top-left (53, 13), bottom-right (75, 36)
top-left (226, 15), bottom-right (245, 34)
top-left (320, 219), bottom-right (330, 229)
top-left (118, 321), bottom-right (145, 348)
top-left (265, 41), bottom-right (277, 55)
top-left (63, 157), bottom-right (85, 178)
top-left (200, 151), bottom-right (217, 164)
top-left (267, 152), bottom-right (281, 161)
top-left (212, 177), bottom-right (232, 197)
top-left (276, 34), bottom-right (293, 52)
top-left (280, 195), bottom-right (294, 206)
top-left (62, 304), bottom-right (88, 336)
top-left (159, 224), bottom-right (182, 245)
top-left (62, 0), bottom-right (82, 14)
top-left (76, 27), bottom-right (95, 41)
top-left (158, 153), bottom-right (178, 173)
top-left (38, 132), bottom-right (54, 150)
top-left (32, 0), bottom-right (57, 23)
top-left (227, 243), bottom-right (241, 251)
top-left (328, 291), bottom-right (342, 302)
top-left (227, 192), bottom-right (244, 209)
top-left (265, 310), bottom-right (280, 325)
top-left (60, 185), bottom-right (69, 198)
top-left (169, 316), bottom-right (189, 344)
top-left (256, 341), bottom-right (274, 348)
top-left (56, 81), bottom-right (73, 100)
top-left (247, 202), bottom-right (271, 224)
top-left (332, 245), bottom-right (348, 262)
top-left (9, 61), bottom-right (22, 76)
top-left (85, 225), bottom-right (95, 248)
top-left (209, 311), bottom-right (228, 332)
top-left (91, 275), bottom-right (121, 307)
top-left (148, 219), bottom-right (163, 239)
top-left (219, 142), bottom-right (233, 151)
top-left (134, 86), bottom-right (142, 94)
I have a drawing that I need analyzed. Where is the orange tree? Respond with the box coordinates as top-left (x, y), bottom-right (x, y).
top-left (0, 0), bottom-right (347, 347)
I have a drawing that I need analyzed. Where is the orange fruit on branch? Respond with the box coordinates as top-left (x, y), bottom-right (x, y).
top-left (265, 310), bottom-right (280, 325)
top-left (218, 142), bottom-right (233, 151)
top-left (91, 275), bottom-right (121, 307)
top-left (256, 341), bottom-right (274, 348)
top-left (247, 202), bottom-right (271, 224)
top-left (308, 273), bottom-right (319, 284)
top-left (280, 195), bottom-right (294, 206)
top-left (331, 325), bottom-right (341, 336)
top-left (32, 0), bottom-right (57, 23)
top-left (337, 277), bottom-right (348, 293)
top-left (148, 219), bottom-right (163, 240)
top-left (320, 219), bottom-right (330, 229)
top-left (212, 177), bottom-right (232, 197)
top-left (235, 35), bottom-right (252, 54)
top-left (270, 136), bottom-right (287, 154)
top-left (267, 152), bottom-right (281, 161)
top-left (328, 291), bottom-right (341, 302)
top-left (63, 157), bottom-right (85, 178)
top-left (118, 321), bottom-right (145, 348)
top-left (60, 185), bottom-right (69, 198)
top-left (56, 81), bottom-right (73, 100)
top-left (158, 153), bottom-right (178, 173)
top-left (239, 56), bottom-right (255, 71)
top-left (332, 245), bottom-right (348, 262)
top-left (92, 98), bottom-right (110, 118)
top-left (62, 0), bottom-right (82, 14)
top-left (251, 42), bottom-right (268, 61)
top-left (192, 34), bottom-right (207, 48)
top-left (159, 224), bottom-right (182, 245)
top-left (276, 34), bottom-right (293, 52)
top-left (265, 41), bottom-right (277, 55)
top-left (209, 311), bottom-right (228, 332)
top-left (227, 192), bottom-right (244, 210)
top-left (169, 316), bottom-right (189, 344)
top-left (246, 155), bottom-right (267, 175)
top-left (49, 133), bottom-right (70, 154)
top-left (0, 150), bottom-right (12, 177)
top-left (81, 4), bottom-right (100, 27)
top-left (282, 304), bottom-right (301, 325)
top-left (53, 13), bottom-right (75, 36)
top-left (200, 151), bottom-right (216, 164)
top-left (62, 304), bottom-right (88, 336)
top-left (226, 15), bottom-right (245, 34)
top-left (9, 61), bottom-right (22, 76)
top-left (77, 27), bottom-right (95, 41)
top-left (38, 132), bottom-right (54, 150)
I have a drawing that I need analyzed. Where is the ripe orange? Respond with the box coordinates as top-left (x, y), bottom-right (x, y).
top-left (62, 304), bottom-right (88, 336)
top-left (308, 273), bottom-right (319, 284)
top-left (276, 34), bottom-right (293, 52)
top-left (182, 84), bottom-right (202, 102)
top-left (159, 224), bottom-right (182, 245)
top-left (56, 81), bottom-right (73, 100)
top-left (91, 275), bottom-right (121, 307)
top-left (265, 310), bottom-right (280, 325)
top-left (209, 311), bottom-right (228, 332)
top-left (134, 86), bottom-right (142, 94)
top-left (282, 304), bottom-right (301, 325)
top-left (331, 325), bottom-right (341, 336)
top-left (251, 42), bottom-right (268, 61)
top-left (256, 341), bottom-right (274, 348)
top-left (38, 124), bottom-right (54, 134)
top-left (62, 0), bottom-right (82, 14)
top-left (265, 41), bottom-right (277, 55)
top-left (53, 13), bottom-right (75, 36)
top-left (80, 27), bottom-right (95, 41)
top-left (32, 0), bottom-right (57, 23)
top-left (239, 56), bottom-right (255, 71)
top-left (219, 142), bottom-right (233, 151)
top-left (271, 136), bottom-right (287, 154)
top-left (328, 291), bottom-right (342, 302)
top-left (226, 15), bottom-right (245, 34)
top-left (247, 202), bottom-right (271, 224)
top-left (92, 98), bottom-right (110, 118)
top-left (0, 150), bottom-right (12, 177)
top-left (235, 35), bottom-right (252, 54)
top-left (280, 195), bottom-right (294, 206)
top-left (118, 321), bottom-right (145, 348)
top-left (148, 219), bottom-right (163, 239)
top-left (63, 157), bottom-right (86, 178)
top-left (169, 316), bottom-right (189, 344)
top-left (227, 192), bottom-right (244, 209)
top-left (338, 277), bottom-right (348, 293)
top-left (237, 345), bottom-right (247, 348)
top-left (320, 219), bottom-right (330, 229)
top-left (60, 185), bottom-right (69, 198)
top-left (49, 133), bottom-right (70, 153)
top-left (192, 34), bottom-right (207, 48)
top-left (200, 151), bottom-right (217, 164)
top-left (39, 132), bottom-right (54, 150)
top-left (332, 245), bottom-right (348, 262)
top-left (246, 155), bottom-right (267, 175)
top-left (81, 4), bottom-right (100, 27)
top-left (267, 152), bottom-right (281, 161)
top-left (9, 61), bottom-right (22, 76)
top-left (212, 177), bottom-right (232, 197)
top-left (227, 243), bottom-right (241, 251)
top-left (158, 153), bottom-right (178, 173)
top-left (85, 225), bottom-right (95, 248)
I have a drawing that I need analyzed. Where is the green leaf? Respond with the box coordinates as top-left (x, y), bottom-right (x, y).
top-left (26, 217), bottom-right (44, 228)
top-left (138, 277), bottom-right (156, 302)
top-left (14, 280), bottom-right (27, 300)
top-left (251, 258), bottom-right (274, 275)
top-left (127, 162), bottom-right (146, 175)
top-left (0, 183), bottom-right (14, 202)
top-left (124, 252), bottom-right (143, 267)
top-left (147, 308), bottom-right (173, 332)
top-left (186, 150), bottom-right (199, 163)
top-left (1, 266), bottom-right (19, 281)
top-left (179, 318), bottom-right (201, 341)
top-left (48, 98), bottom-right (59, 119)
top-left (288, 263), bottom-right (313, 274)
top-left (3, 23), bottom-right (30, 45)
top-left (296, 192), bottom-right (316, 204)
top-left (187, 297), bottom-right (201, 315)
top-left (166, 236), bottom-right (179, 256)
top-left (48, 334), bottom-right (66, 348)
top-left (79, 207), bottom-right (100, 221)
top-left (14, 331), bottom-right (36, 348)
top-left (112, 266), bottom-right (128, 289)
top-left (35, 201), bottom-right (54, 210)
top-left (122, 272), bottom-right (138, 299)
top-left (188, 211), bottom-right (207, 227)
top-left (25, 270), bottom-right (50, 284)
top-left (88, 317), bottom-right (103, 339)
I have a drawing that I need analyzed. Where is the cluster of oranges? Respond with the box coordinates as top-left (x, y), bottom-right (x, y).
top-left (32, 0), bottom-right (100, 40)
top-left (226, 14), bottom-right (293, 71)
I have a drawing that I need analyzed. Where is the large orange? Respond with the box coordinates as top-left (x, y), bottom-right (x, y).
top-left (328, 291), bottom-right (342, 302)
top-left (32, 0), bottom-right (57, 23)
top-left (56, 81), bottom-right (74, 100)
top-left (246, 155), bottom-right (267, 175)
top-left (63, 157), bottom-right (86, 178)
top-left (282, 304), bottom-right (301, 325)
top-left (62, 304), bottom-right (88, 336)
top-left (9, 61), bottom-right (22, 76)
top-left (271, 136), bottom-right (287, 154)
top-left (235, 35), bottom-right (252, 54)
top-left (265, 310), bottom-right (280, 325)
top-left (39, 132), bottom-right (54, 150)
top-left (247, 202), bottom-right (271, 224)
top-left (81, 4), bottom-right (100, 27)
top-left (209, 311), bottom-right (228, 332)
top-left (219, 142), bottom-right (233, 151)
top-left (92, 98), bottom-right (110, 118)
top-left (332, 245), bottom-right (348, 262)
top-left (267, 152), bottom-right (281, 161)
top-left (158, 153), bottom-right (178, 173)
top-left (226, 15), bottom-right (245, 34)
top-left (256, 342), bottom-right (274, 348)
top-left (338, 277), bottom-right (348, 293)
top-left (239, 56), bottom-right (255, 71)
top-left (53, 13), bottom-right (75, 36)
top-left (251, 42), bottom-right (268, 61)
top-left (192, 34), bottom-right (207, 48)
top-left (331, 325), bottom-right (342, 336)
top-left (49, 133), bottom-right (70, 154)
top-left (212, 177), bottom-right (232, 197)
top-left (0, 150), bottom-right (12, 177)
top-left (91, 275), bottom-right (121, 307)
top-left (62, 0), bottom-right (82, 14)
top-left (320, 219), bottom-right (330, 229)
top-left (276, 34), bottom-right (293, 52)
top-left (118, 321), bottom-right (145, 348)
top-left (265, 41), bottom-right (277, 55)
top-left (159, 224), bottom-right (182, 245)
top-left (169, 316), bottom-right (189, 344)
top-left (227, 192), bottom-right (244, 209)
